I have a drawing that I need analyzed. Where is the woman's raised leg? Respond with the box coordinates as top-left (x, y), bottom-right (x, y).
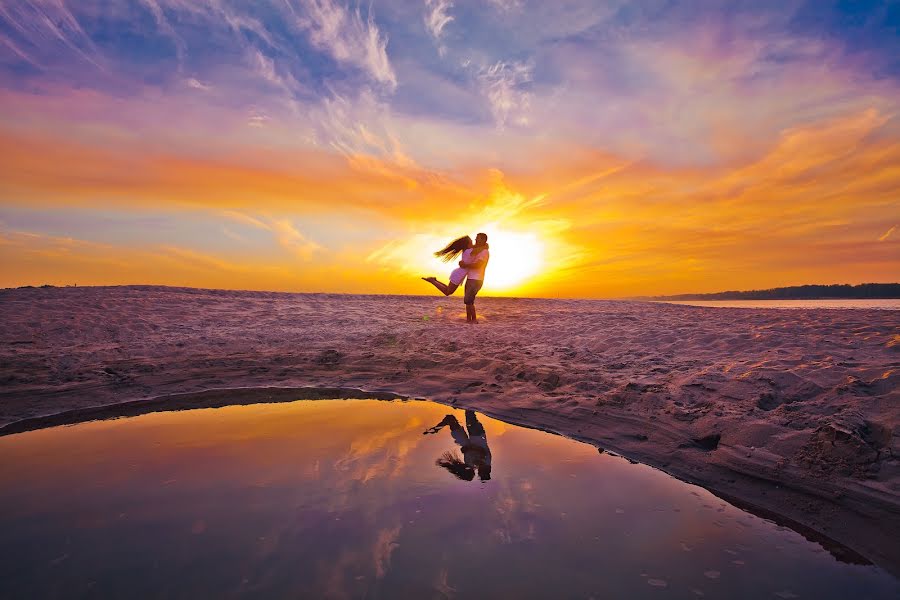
top-left (422, 277), bottom-right (459, 296)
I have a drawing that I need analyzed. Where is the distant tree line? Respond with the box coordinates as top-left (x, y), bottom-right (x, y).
top-left (645, 283), bottom-right (900, 301)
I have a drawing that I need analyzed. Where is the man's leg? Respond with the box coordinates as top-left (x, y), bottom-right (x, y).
top-left (464, 280), bottom-right (482, 322)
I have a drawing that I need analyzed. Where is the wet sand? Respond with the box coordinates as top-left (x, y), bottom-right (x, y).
top-left (1, 285), bottom-right (897, 572)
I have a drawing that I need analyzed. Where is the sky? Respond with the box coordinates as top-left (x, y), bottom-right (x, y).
top-left (0, 0), bottom-right (898, 297)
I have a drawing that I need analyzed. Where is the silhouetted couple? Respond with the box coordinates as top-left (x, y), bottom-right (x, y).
top-left (423, 410), bottom-right (492, 481)
top-left (422, 232), bottom-right (489, 323)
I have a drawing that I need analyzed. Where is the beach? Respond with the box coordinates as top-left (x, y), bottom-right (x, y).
top-left (1, 285), bottom-right (898, 571)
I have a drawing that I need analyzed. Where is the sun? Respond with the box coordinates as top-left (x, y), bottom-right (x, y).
top-left (478, 227), bottom-right (543, 290)
top-left (413, 224), bottom-right (546, 293)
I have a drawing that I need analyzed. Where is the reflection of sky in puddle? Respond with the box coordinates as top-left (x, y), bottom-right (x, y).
top-left (0, 400), bottom-right (896, 599)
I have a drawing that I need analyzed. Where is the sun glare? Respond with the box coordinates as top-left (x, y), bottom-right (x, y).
top-left (416, 224), bottom-right (547, 294)
top-left (478, 227), bottom-right (543, 290)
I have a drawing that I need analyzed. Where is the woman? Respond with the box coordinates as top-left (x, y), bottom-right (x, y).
top-left (423, 410), bottom-right (492, 481)
top-left (422, 233), bottom-right (490, 323)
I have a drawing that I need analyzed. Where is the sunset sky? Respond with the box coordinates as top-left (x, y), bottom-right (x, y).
top-left (1, 0), bottom-right (898, 297)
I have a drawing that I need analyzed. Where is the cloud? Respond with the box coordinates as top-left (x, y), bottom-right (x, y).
top-left (524, 15), bottom-right (900, 166)
top-left (313, 89), bottom-right (421, 180)
top-left (139, 0), bottom-right (186, 64)
top-left (0, 0), bottom-right (105, 70)
top-left (223, 212), bottom-right (321, 260)
top-left (221, 226), bottom-right (246, 244)
top-left (297, 0), bottom-right (397, 89)
top-left (185, 78), bottom-right (211, 91)
top-left (372, 526), bottom-right (401, 579)
top-left (0, 123), bottom-right (435, 212)
top-left (246, 48), bottom-right (303, 100)
top-left (222, 211), bottom-right (269, 230)
top-left (424, 0), bottom-right (453, 54)
top-left (879, 225), bottom-right (897, 242)
top-left (247, 49), bottom-right (285, 87)
top-left (159, 245), bottom-right (249, 272)
top-left (0, 224), bottom-right (345, 291)
top-left (0, 31), bottom-right (39, 66)
top-left (487, 0), bottom-right (524, 12)
top-left (246, 109), bottom-right (270, 127)
top-left (269, 218), bottom-right (322, 259)
top-left (477, 61), bottom-right (533, 127)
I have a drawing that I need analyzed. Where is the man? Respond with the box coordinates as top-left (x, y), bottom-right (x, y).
top-left (459, 232), bottom-right (489, 323)
top-left (423, 409), bottom-right (492, 481)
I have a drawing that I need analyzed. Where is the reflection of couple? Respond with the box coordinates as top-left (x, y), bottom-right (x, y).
top-left (422, 233), bottom-right (489, 323)
top-left (423, 410), bottom-right (492, 481)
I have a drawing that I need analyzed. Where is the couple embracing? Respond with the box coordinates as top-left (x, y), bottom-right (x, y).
top-left (422, 232), bottom-right (489, 323)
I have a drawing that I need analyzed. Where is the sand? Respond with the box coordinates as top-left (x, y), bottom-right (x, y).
top-left (1, 285), bottom-right (898, 572)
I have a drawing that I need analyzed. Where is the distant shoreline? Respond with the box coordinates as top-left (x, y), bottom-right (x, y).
top-left (634, 283), bottom-right (900, 301)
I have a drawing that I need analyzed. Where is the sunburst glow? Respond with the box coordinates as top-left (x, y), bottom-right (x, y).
top-left (412, 224), bottom-right (546, 294)
top-left (477, 227), bottom-right (543, 290)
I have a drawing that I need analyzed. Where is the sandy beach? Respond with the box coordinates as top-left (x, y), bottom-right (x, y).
top-left (1, 285), bottom-right (898, 572)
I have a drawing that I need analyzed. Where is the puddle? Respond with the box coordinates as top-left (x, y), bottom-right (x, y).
top-left (0, 399), bottom-right (896, 599)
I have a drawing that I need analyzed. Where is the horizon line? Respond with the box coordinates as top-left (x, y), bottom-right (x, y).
top-left (4, 282), bottom-right (899, 302)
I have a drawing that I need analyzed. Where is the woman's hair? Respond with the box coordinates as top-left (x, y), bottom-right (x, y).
top-left (434, 235), bottom-right (472, 262)
top-left (435, 450), bottom-right (475, 481)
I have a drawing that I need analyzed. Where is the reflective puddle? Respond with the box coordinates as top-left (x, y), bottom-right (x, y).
top-left (0, 399), bottom-right (896, 598)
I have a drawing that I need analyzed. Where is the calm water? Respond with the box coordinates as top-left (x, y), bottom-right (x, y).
top-left (658, 299), bottom-right (900, 310)
top-left (0, 400), bottom-right (896, 599)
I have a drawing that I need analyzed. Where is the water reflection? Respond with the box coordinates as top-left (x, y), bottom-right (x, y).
top-left (424, 410), bottom-right (492, 481)
top-left (0, 399), bottom-right (896, 599)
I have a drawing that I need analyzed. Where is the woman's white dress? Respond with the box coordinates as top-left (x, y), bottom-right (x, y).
top-left (448, 247), bottom-right (484, 285)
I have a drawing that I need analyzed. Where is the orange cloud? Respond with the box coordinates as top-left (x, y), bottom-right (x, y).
top-left (0, 126), bottom-right (474, 216)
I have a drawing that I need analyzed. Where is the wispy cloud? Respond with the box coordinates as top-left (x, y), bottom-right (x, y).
top-left (138, 0), bottom-right (186, 64)
top-left (424, 0), bottom-right (453, 55)
top-left (0, 30), bottom-right (39, 66)
top-left (222, 211), bottom-right (269, 230)
top-left (487, 0), bottom-right (524, 12)
top-left (246, 109), bottom-right (270, 127)
top-left (478, 61), bottom-right (533, 127)
top-left (269, 218), bottom-right (321, 260)
top-left (372, 526), bottom-right (401, 579)
top-left (878, 225), bottom-right (897, 242)
top-left (223, 211), bottom-right (321, 260)
top-left (317, 90), bottom-right (398, 157)
top-left (312, 89), bottom-right (424, 188)
top-left (186, 78), bottom-right (211, 91)
top-left (0, 0), bottom-right (105, 70)
top-left (297, 0), bottom-right (397, 89)
top-left (246, 47), bottom-right (304, 106)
